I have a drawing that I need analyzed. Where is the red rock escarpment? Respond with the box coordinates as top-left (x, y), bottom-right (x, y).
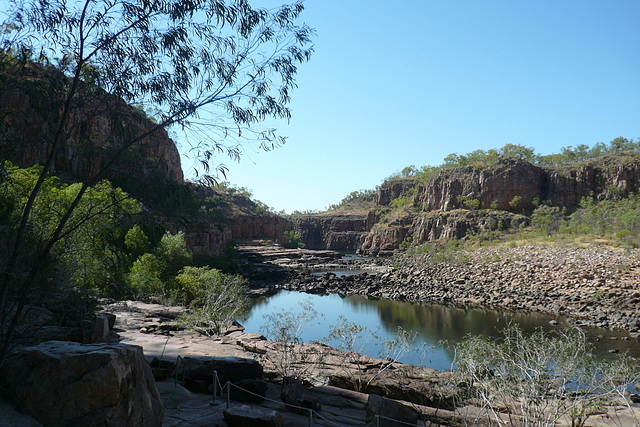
top-left (290, 212), bottom-right (376, 250)
top-left (0, 61), bottom-right (183, 185)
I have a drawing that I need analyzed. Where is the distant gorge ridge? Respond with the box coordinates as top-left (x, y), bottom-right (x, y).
top-left (3, 63), bottom-right (640, 255)
top-left (291, 156), bottom-right (640, 254)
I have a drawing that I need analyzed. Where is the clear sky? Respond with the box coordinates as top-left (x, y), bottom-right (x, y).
top-left (197, 0), bottom-right (639, 213)
top-left (11, 0), bottom-right (640, 213)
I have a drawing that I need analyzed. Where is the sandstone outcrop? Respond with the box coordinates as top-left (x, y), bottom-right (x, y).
top-left (0, 61), bottom-right (183, 185)
top-left (377, 177), bottom-right (419, 206)
top-left (362, 209), bottom-right (529, 254)
top-left (174, 355), bottom-right (264, 393)
top-left (229, 214), bottom-right (292, 240)
top-left (360, 156), bottom-right (640, 252)
top-left (1, 340), bottom-right (164, 427)
top-left (421, 157), bottom-right (640, 213)
top-left (290, 212), bottom-right (376, 250)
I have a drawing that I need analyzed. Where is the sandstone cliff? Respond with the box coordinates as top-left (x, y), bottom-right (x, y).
top-left (360, 156), bottom-right (640, 253)
top-left (0, 60), bottom-right (183, 185)
top-left (290, 212), bottom-right (376, 250)
top-left (420, 157), bottom-right (640, 212)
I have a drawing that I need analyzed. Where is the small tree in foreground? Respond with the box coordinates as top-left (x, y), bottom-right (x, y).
top-left (176, 266), bottom-right (248, 336)
top-left (0, 0), bottom-right (313, 362)
top-left (451, 325), bottom-right (640, 427)
top-left (326, 315), bottom-right (416, 392)
top-left (261, 298), bottom-right (323, 379)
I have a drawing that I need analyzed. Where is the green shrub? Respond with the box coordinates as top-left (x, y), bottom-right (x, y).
top-left (125, 225), bottom-right (151, 258)
top-left (157, 231), bottom-right (192, 280)
top-left (457, 195), bottom-right (482, 210)
top-left (176, 266), bottom-right (248, 336)
top-left (283, 230), bottom-right (305, 249)
top-left (509, 195), bottom-right (523, 210)
top-left (531, 205), bottom-right (565, 235)
top-left (127, 253), bottom-right (164, 299)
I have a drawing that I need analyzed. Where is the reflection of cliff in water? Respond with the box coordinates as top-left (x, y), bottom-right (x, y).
top-left (342, 295), bottom-right (569, 344)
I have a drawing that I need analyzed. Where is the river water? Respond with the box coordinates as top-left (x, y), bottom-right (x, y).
top-left (240, 290), bottom-right (640, 371)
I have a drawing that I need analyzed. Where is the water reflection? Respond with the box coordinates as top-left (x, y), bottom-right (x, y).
top-left (240, 291), bottom-right (640, 371)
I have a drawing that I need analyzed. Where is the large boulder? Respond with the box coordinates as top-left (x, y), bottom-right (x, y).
top-left (0, 340), bottom-right (163, 427)
top-left (280, 376), bottom-right (321, 415)
top-left (365, 395), bottom-right (419, 427)
top-left (173, 356), bottom-right (263, 394)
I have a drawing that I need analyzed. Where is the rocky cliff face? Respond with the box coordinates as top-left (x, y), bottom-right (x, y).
top-left (421, 160), bottom-right (545, 212)
top-left (420, 157), bottom-right (640, 213)
top-left (290, 212), bottom-right (376, 250)
top-left (377, 177), bottom-right (418, 206)
top-left (361, 210), bottom-right (529, 254)
top-left (229, 215), bottom-right (292, 241)
top-left (0, 61), bottom-right (183, 185)
top-left (360, 156), bottom-right (640, 253)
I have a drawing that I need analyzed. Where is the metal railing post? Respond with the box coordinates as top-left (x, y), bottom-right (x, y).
top-left (226, 382), bottom-right (230, 409)
top-left (212, 371), bottom-right (218, 403)
top-left (174, 355), bottom-right (182, 386)
top-left (308, 408), bottom-right (313, 427)
top-left (376, 414), bottom-right (380, 427)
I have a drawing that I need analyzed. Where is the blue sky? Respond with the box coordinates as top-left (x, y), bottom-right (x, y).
top-left (198, 0), bottom-right (639, 213)
top-left (190, 0), bottom-right (639, 213)
top-left (7, 0), bottom-right (638, 213)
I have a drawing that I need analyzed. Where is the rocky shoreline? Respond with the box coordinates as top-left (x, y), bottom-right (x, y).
top-left (241, 241), bottom-right (640, 335)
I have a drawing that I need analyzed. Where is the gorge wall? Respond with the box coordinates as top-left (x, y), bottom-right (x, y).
top-left (290, 212), bottom-right (377, 251)
top-left (418, 158), bottom-right (640, 212)
top-left (360, 157), bottom-right (640, 253)
top-left (0, 61), bottom-right (183, 185)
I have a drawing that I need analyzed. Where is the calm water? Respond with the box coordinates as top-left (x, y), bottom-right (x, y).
top-left (240, 290), bottom-right (640, 371)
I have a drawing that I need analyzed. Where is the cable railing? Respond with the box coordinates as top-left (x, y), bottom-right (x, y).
top-left (173, 355), bottom-right (428, 427)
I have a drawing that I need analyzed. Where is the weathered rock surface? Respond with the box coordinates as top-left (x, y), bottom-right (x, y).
top-left (365, 394), bottom-right (419, 427)
top-left (421, 157), bottom-right (640, 213)
top-left (0, 340), bottom-right (163, 427)
top-left (229, 214), bottom-right (292, 240)
top-left (0, 61), bottom-right (183, 185)
top-left (223, 405), bottom-right (284, 427)
top-left (290, 212), bottom-right (376, 250)
top-left (280, 376), bottom-right (321, 414)
top-left (362, 209), bottom-right (529, 254)
top-left (173, 355), bottom-right (263, 393)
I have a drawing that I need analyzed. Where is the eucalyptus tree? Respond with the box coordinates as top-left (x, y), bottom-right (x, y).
top-left (0, 0), bottom-right (314, 361)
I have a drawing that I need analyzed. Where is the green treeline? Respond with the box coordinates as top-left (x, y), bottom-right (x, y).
top-left (0, 162), bottom-right (247, 333)
top-left (409, 136), bottom-right (639, 175)
top-left (529, 195), bottom-right (640, 243)
top-left (330, 137), bottom-right (639, 212)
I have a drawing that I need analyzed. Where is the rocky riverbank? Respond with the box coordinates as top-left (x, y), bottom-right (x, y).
top-left (242, 242), bottom-right (640, 334)
top-left (103, 301), bottom-right (640, 427)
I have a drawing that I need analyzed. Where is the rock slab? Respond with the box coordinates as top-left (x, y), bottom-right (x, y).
top-left (223, 405), bottom-right (284, 427)
top-left (366, 394), bottom-right (419, 427)
top-left (174, 355), bottom-right (263, 394)
top-left (0, 340), bottom-right (163, 427)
